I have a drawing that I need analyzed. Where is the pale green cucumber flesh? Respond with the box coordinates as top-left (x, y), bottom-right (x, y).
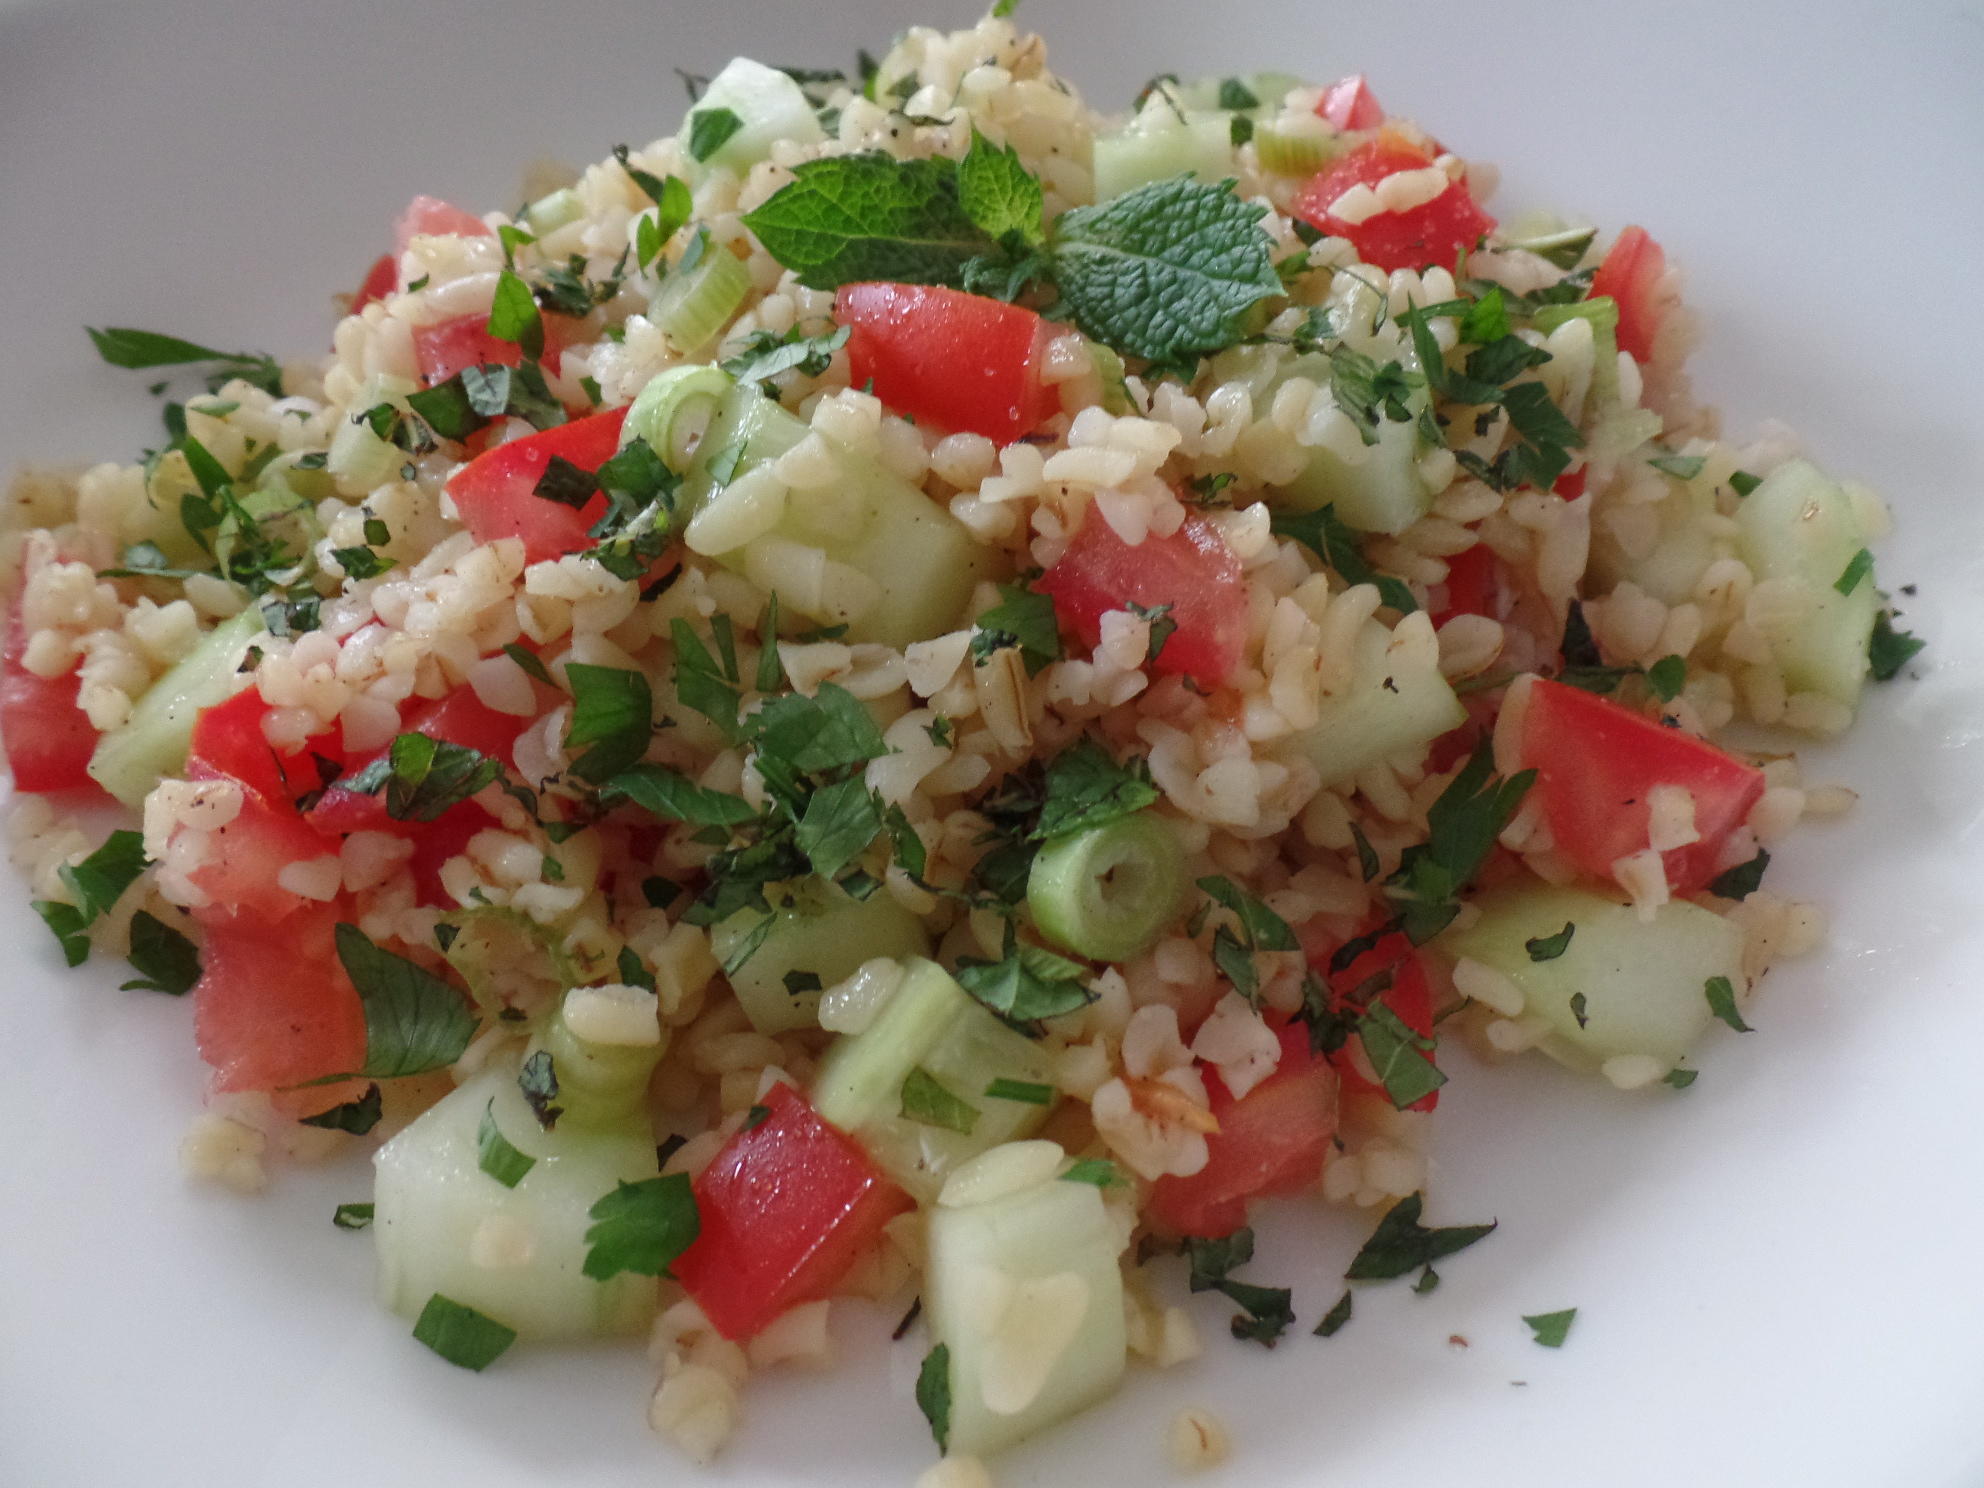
top-left (711, 879), bottom-right (931, 1035)
top-left (1732, 458), bottom-right (1876, 708)
top-left (1287, 617), bottom-right (1466, 790)
top-left (87, 607), bottom-right (266, 808)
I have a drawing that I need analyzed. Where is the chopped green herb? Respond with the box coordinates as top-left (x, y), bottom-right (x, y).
top-left (1033, 737), bottom-right (1160, 840)
top-left (86, 326), bottom-right (283, 395)
top-left (331, 922), bottom-right (478, 1080)
top-left (475, 1099), bottom-right (537, 1189)
top-left (782, 969), bottom-right (823, 999)
top-left (1704, 974), bottom-right (1752, 1033)
top-left (412, 1294), bottom-right (517, 1371)
top-left (743, 152), bottom-right (993, 289)
top-left (1869, 609), bottom-right (1927, 681)
top-left (339, 733), bottom-right (502, 823)
top-left (299, 1084), bottom-right (383, 1134)
top-left (502, 643), bottom-right (553, 685)
top-left (486, 268), bottom-right (544, 360)
top-left (1385, 745), bottom-right (1533, 943)
top-left (1729, 470), bottom-right (1763, 497)
top-left (563, 663), bottom-right (654, 783)
top-left (1314, 1289), bottom-right (1353, 1337)
top-left (1706, 848), bottom-right (1769, 901)
top-left (1648, 452), bottom-right (1706, 481)
top-left (332, 1202), bottom-right (375, 1230)
top-left (601, 764), bottom-right (756, 829)
top-left (1413, 1265), bottom-right (1441, 1295)
top-left (972, 582), bottom-right (1062, 675)
top-left (1569, 991), bottom-right (1589, 1029)
top-left (1663, 1065), bottom-right (1698, 1090)
top-left (796, 776), bottom-right (885, 880)
top-left (1834, 547), bottom-right (1874, 596)
top-left (900, 1067), bottom-right (979, 1134)
top-left (1525, 922), bottom-right (1575, 961)
top-left (670, 618), bottom-right (743, 741)
top-left (120, 910), bottom-right (202, 995)
top-left (1186, 1228), bottom-right (1295, 1346)
top-left (984, 1077), bottom-right (1055, 1105)
top-left (1124, 600), bottom-right (1177, 664)
top-left (1349, 822), bottom-right (1381, 883)
top-left (1356, 1000), bottom-right (1447, 1109)
top-left (1344, 1193), bottom-right (1497, 1281)
top-left (1060, 1157), bottom-right (1124, 1187)
top-left (36, 829), bottom-right (150, 966)
top-left (721, 324), bottom-right (852, 387)
top-left (1270, 504), bottom-right (1418, 613)
top-left (1645, 653), bottom-right (1687, 703)
top-left (686, 105), bottom-right (745, 163)
top-left (582, 1174), bottom-right (700, 1280)
top-left (1522, 1307), bottom-right (1577, 1348)
top-left (916, 1344), bottom-right (952, 1452)
top-left (518, 1050), bottom-right (562, 1129)
top-left (954, 936), bottom-right (1093, 1023)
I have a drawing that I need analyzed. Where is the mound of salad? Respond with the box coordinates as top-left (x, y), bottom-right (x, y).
top-left (1, 12), bottom-right (1925, 1480)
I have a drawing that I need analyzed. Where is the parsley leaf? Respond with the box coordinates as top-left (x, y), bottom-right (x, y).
top-left (1663, 1065), bottom-right (1698, 1090)
top-left (1186, 1227), bottom-right (1295, 1346)
top-left (1704, 974), bottom-right (1753, 1033)
top-left (563, 663), bottom-right (654, 783)
top-left (1525, 922), bottom-right (1575, 961)
top-left (518, 1050), bottom-right (563, 1129)
top-left (720, 324), bottom-right (851, 386)
top-left (1125, 599), bottom-right (1177, 664)
top-left (486, 268), bottom-right (544, 360)
top-left (1707, 849), bottom-right (1769, 901)
top-left (954, 938), bottom-right (1094, 1023)
top-left (599, 763), bottom-right (757, 828)
top-left (686, 105), bottom-right (745, 163)
top-left (298, 1084), bottom-right (383, 1134)
top-left (1385, 745), bottom-right (1534, 943)
top-left (1270, 505), bottom-right (1418, 613)
top-left (412, 1295), bottom-right (516, 1371)
top-left (1355, 1000), bottom-right (1446, 1109)
top-left (1033, 737), bottom-right (1160, 840)
top-left (916, 1344), bottom-right (952, 1453)
top-left (332, 1202), bottom-right (375, 1230)
top-left (120, 910), bottom-right (202, 994)
top-left (1314, 1289), bottom-right (1353, 1338)
top-left (339, 733), bottom-right (502, 823)
top-left (582, 1174), bottom-right (700, 1280)
top-left (742, 152), bottom-right (994, 290)
top-left (796, 776), bottom-right (885, 879)
top-left (900, 1067), bottom-right (979, 1134)
top-left (36, 830), bottom-right (150, 966)
top-left (1344, 1193), bottom-right (1497, 1281)
top-left (86, 327), bottom-right (283, 395)
top-left (748, 682), bottom-right (891, 798)
top-left (1869, 608), bottom-right (1927, 681)
top-left (477, 1100), bottom-right (536, 1188)
top-left (332, 922), bottom-right (478, 1080)
top-left (973, 581), bottom-right (1062, 675)
top-left (1050, 176), bottom-right (1281, 362)
top-left (1522, 1308), bottom-right (1577, 1348)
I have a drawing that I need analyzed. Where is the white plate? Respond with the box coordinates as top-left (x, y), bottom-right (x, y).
top-left (2, 2), bottom-right (1981, 1484)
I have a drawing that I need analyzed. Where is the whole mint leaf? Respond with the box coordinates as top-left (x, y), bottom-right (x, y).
top-left (741, 153), bottom-right (995, 290)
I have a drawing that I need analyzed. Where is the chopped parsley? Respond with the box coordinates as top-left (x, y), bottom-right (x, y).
top-left (331, 923), bottom-right (478, 1080)
top-left (337, 733), bottom-right (502, 823)
top-left (1663, 1065), bottom-right (1698, 1090)
top-left (1703, 974), bottom-right (1753, 1033)
top-left (1355, 999), bottom-right (1446, 1109)
top-left (1032, 737), bottom-right (1160, 840)
top-left (518, 1050), bottom-right (563, 1129)
top-left (412, 1294), bottom-right (517, 1371)
top-left (1270, 504), bottom-right (1418, 614)
top-left (1522, 1307), bottom-right (1577, 1348)
top-left (120, 910), bottom-right (202, 995)
top-left (86, 326), bottom-right (283, 396)
top-left (298, 1084), bottom-right (383, 1134)
top-left (954, 933), bottom-right (1094, 1024)
top-left (1869, 608), bottom-right (1927, 681)
top-left (332, 1202), bottom-right (375, 1231)
top-left (581, 1174), bottom-right (700, 1281)
top-left (1384, 745), bottom-right (1534, 944)
top-left (1186, 1228), bottom-right (1295, 1346)
top-left (1706, 848), bottom-right (1769, 901)
top-left (1569, 991), bottom-right (1590, 1029)
top-left (720, 324), bottom-right (851, 387)
top-left (1314, 1289), bottom-right (1353, 1337)
top-left (1060, 1158), bottom-right (1125, 1187)
top-left (599, 764), bottom-right (756, 828)
top-left (899, 1067), bottom-right (979, 1134)
top-left (1344, 1193), bottom-right (1497, 1281)
top-left (476, 1100), bottom-right (536, 1188)
top-left (685, 105), bottom-right (745, 163)
top-left (563, 663), bottom-right (655, 783)
top-left (1645, 653), bottom-right (1687, 703)
top-left (34, 829), bottom-right (149, 966)
top-left (1525, 922), bottom-right (1575, 962)
top-left (972, 581), bottom-right (1062, 674)
top-left (916, 1344), bottom-right (952, 1452)
top-left (1197, 874), bottom-right (1300, 1005)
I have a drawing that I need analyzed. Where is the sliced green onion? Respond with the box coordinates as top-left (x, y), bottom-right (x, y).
top-left (652, 245), bottom-right (751, 356)
top-left (621, 362), bottom-right (737, 470)
top-left (1026, 809), bottom-right (1187, 962)
top-left (1253, 123), bottom-right (1339, 177)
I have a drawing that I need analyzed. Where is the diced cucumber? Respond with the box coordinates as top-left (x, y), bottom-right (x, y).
top-left (1027, 810), bottom-right (1186, 962)
top-left (1441, 884), bottom-right (1746, 1072)
top-left (371, 1065), bottom-right (659, 1342)
top-left (1533, 296), bottom-right (1619, 427)
top-left (684, 385), bottom-right (997, 647)
top-left (710, 878), bottom-right (931, 1034)
top-left (1732, 458), bottom-right (1877, 709)
top-left (1166, 72), bottom-right (1303, 112)
top-left (812, 959), bottom-right (1056, 1201)
top-left (1285, 614), bottom-right (1466, 789)
top-left (327, 373), bottom-right (418, 496)
top-left (1266, 353), bottom-right (1434, 535)
top-left (1092, 112), bottom-right (1234, 202)
top-left (683, 58), bottom-right (825, 179)
top-left (87, 607), bottom-right (265, 808)
top-left (522, 185), bottom-right (583, 236)
top-left (924, 1145), bottom-right (1127, 1457)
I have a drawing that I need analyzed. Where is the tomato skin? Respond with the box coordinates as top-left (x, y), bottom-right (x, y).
top-left (1146, 1023), bottom-right (1339, 1238)
top-left (0, 605), bottom-right (98, 793)
top-left (1591, 225), bottom-right (1667, 363)
top-left (673, 1083), bottom-right (912, 1340)
top-left (186, 687), bottom-right (340, 809)
top-left (443, 407), bottom-right (628, 563)
top-left (411, 313), bottom-right (572, 386)
top-left (393, 195), bottom-right (490, 258)
top-left (350, 254), bottom-right (398, 316)
top-left (1311, 930), bottom-right (1441, 1113)
top-left (1038, 512), bottom-right (1247, 687)
top-left (834, 283), bottom-right (1057, 444)
top-left (1519, 676), bottom-right (1764, 895)
top-left (1292, 140), bottom-right (1496, 273)
top-left (193, 901), bottom-right (366, 1093)
top-left (1318, 74), bottom-right (1384, 130)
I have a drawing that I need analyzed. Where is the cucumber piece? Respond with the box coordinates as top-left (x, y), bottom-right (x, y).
top-left (711, 878), bottom-right (931, 1034)
top-left (1268, 352), bottom-right (1434, 535)
top-left (683, 58), bottom-right (825, 178)
top-left (327, 373), bottom-right (419, 496)
top-left (522, 185), bottom-right (583, 236)
top-left (1285, 614), bottom-right (1466, 789)
top-left (1732, 459), bottom-right (1877, 709)
top-left (1092, 112), bottom-right (1235, 202)
top-left (372, 1065), bottom-right (659, 1341)
top-left (1027, 810), bottom-right (1186, 962)
top-left (1253, 121), bottom-right (1339, 177)
top-left (684, 386), bottom-right (997, 647)
top-left (1167, 72), bottom-right (1303, 112)
top-left (87, 607), bottom-right (265, 808)
top-left (1533, 295), bottom-right (1619, 425)
top-left (925, 1145), bottom-right (1127, 1457)
top-left (812, 959), bottom-right (1056, 1202)
top-left (1442, 884), bottom-right (1746, 1072)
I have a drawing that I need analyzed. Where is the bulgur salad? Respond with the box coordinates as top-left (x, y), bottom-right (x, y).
top-left (1, 12), bottom-right (1927, 1480)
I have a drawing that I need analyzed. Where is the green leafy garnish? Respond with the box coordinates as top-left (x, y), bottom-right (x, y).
top-left (1704, 974), bottom-right (1752, 1033)
top-left (1385, 745), bottom-right (1534, 943)
top-left (332, 923), bottom-right (478, 1079)
top-left (563, 663), bottom-right (654, 783)
top-left (1644, 653), bottom-right (1686, 703)
top-left (476, 1100), bottom-right (537, 1188)
top-left (1525, 922), bottom-right (1575, 962)
top-left (1344, 1192), bottom-right (1497, 1281)
top-left (900, 1067), bottom-right (979, 1134)
top-left (1834, 547), bottom-right (1874, 596)
top-left (339, 733), bottom-right (502, 823)
top-left (916, 1344), bottom-right (952, 1452)
top-left (686, 105), bottom-right (745, 163)
top-left (1729, 470), bottom-right (1763, 497)
top-left (795, 776), bottom-right (885, 880)
top-left (412, 1294), bottom-right (517, 1371)
top-left (1522, 1307), bottom-right (1577, 1348)
top-left (35, 829), bottom-right (149, 966)
top-left (486, 268), bottom-right (544, 360)
top-left (956, 129), bottom-right (1045, 246)
top-left (120, 910), bottom-right (202, 995)
top-left (1060, 1157), bottom-right (1124, 1187)
top-left (1197, 874), bottom-right (1300, 1004)
top-left (298, 1084), bottom-right (383, 1134)
top-left (743, 152), bottom-right (994, 289)
top-left (1648, 453), bottom-right (1706, 481)
top-left (1033, 737), bottom-right (1160, 840)
top-left (1706, 849), bottom-right (1769, 902)
top-left (1663, 1065), bottom-right (1698, 1090)
top-left (582, 1174), bottom-right (700, 1280)
top-left (1355, 1000), bottom-right (1446, 1109)
top-left (1413, 1265), bottom-right (1441, 1295)
top-left (518, 1050), bottom-right (562, 1129)
top-left (954, 936), bottom-right (1094, 1023)
top-left (86, 326), bottom-right (282, 395)
top-left (972, 581), bottom-right (1063, 675)
top-left (1569, 991), bottom-right (1589, 1029)
top-left (332, 1202), bottom-right (375, 1230)
top-left (600, 764), bottom-right (757, 828)
top-left (1270, 505), bottom-right (1418, 614)
top-left (1186, 1228), bottom-right (1295, 1346)
top-left (1869, 608), bottom-right (1926, 681)
top-left (984, 1077), bottom-right (1055, 1105)
top-left (1314, 1289), bottom-right (1353, 1337)
top-left (720, 325), bottom-right (851, 387)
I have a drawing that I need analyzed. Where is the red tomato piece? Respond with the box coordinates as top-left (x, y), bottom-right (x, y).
top-left (1591, 225), bottom-right (1668, 363)
top-left (349, 254), bottom-right (397, 316)
top-left (1291, 140), bottom-right (1496, 273)
top-left (186, 792), bottom-right (343, 925)
top-left (1552, 467), bottom-right (1588, 501)
top-left (411, 313), bottom-right (574, 387)
top-left (186, 687), bottom-right (341, 809)
top-left (673, 1083), bottom-right (912, 1340)
top-left (1318, 74), bottom-right (1384, 131)
top-left (834, 283), bottom-right (1057, 444)
top-left (306, 683), bottom-right (538, 839)
top-left (1037, 512), bottom-right (1247, 687)
top-left (407, 801), bottom-right (498, 908)
top-left (1146, 1023), bottom-right (1339, 1238)
top-left (393, 195), bottom-right (490, 258)
top-left (1518, 676), bottom-right (1764, 895)
top-left (1431, 543), bottom-right (1503, 628)
top-left (443, 406), bottom-right (629, 564)
top-left (193, 902), bottom-right (366, 1092)
top-left (1315, 930), bottom-right (1441, 1114)
top-left (0, 604), bottom-right (97, 792)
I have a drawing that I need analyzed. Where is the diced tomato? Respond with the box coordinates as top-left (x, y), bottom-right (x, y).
top-left (1310, 929), bottom-right (1441, 1114)
top-left (0, 604), bottom-right (97, 792)
top-left (673, 1083), bottom-right (912, 1340)
top-left (834, 283), bottom-right (1057, 444)
top-left (410, 312), bottom-right (574, 387)
top-left (1291, 140), bottom-right (1496, 274)
top-left (1552, 467), bottom-right (1588, 501)
top-left (193, 902), bottom-right (366, 1092)
top-left (406, 801), bottom-right (498, 908)
top-left (1146, 1023), bottom-right (1338, 1238)
top-left (1591, 225), bottom-right (1668, 363)
top-left (393, 195), bottom-right (491, 258)
top-left (1038, 512), bottom-right (1247, 688)
top-left (1431, 543), bottom-right (1503, 629)
top-left (443, 406), bottom-right (629, 564)
top-left (186, 792), bottom-right (344, 925)
top-left (1518, 676), bottom-right (1764, 895)
top-left (186, 687), bottom-right (340, 810)
top-left (349, 253), bottom-right (398, 317)
top-left (1318, 74), bottom-right (1384, 131)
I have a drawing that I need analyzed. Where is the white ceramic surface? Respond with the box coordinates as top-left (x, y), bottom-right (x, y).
top-left (2, 2), bottom-right (1981, 1484)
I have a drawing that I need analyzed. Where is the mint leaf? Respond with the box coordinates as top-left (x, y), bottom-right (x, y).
top-left (487, 269), bottom-right (544, 360)
top-left (120, 910), bottom-right (202, 995)
top-left (957, 129), bottom-right (1045, 245)
top-left (1355, 1000), bottom-right (1446, 1109)
top-left (1032, 737), bottom-right (1160, 840)
top-left (795, 776), bottom-right (884, 880)
top-left (954, 940), bottom-right (1093, 1023)
top-left (563, 663), bottom-right (654, 783)
top-left (900, 1067), bottom-right (980, 1134)
top-left (339, 733), bottom-right (502, 823)
top-left (333, 1202), bottom-right (375, 1230)
top-left (1270, 504), bottom-right (1418, 614)
top-left (1345, 1193), bottom-right (1498, 1281)
top-left (1869, 608), bottom-right (1926, 681)
top-left (742, 152), bottom-right (994, 290)
top-left (686, 106), bottom-right (744, 163)
top-left (599, 763), bottom-right (757, 828)
top-left (916, 1344), bottom-right (952, 1452)
top-left (299, 1084), bottom-right (383, 1134)
top-left (720, 324), bottom-right (850, 386)
top-left (1707, 848), bottom-right (1769, 901)
top-left (1704, 974), bottom-right (1753, 1033)
top-left (1525, 922), bottom-right (1575, 961)
top-left (973, 581), bottom-right (1062, 674)
top-left (333, 922), bottom-right (478, 1080)
top-left (1050, 176), bottom-right (1281, 361)
top-left (60, 829), bottom-right (148, 923)
top-left (1522, 1307), bottom-right (1577, 1348)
